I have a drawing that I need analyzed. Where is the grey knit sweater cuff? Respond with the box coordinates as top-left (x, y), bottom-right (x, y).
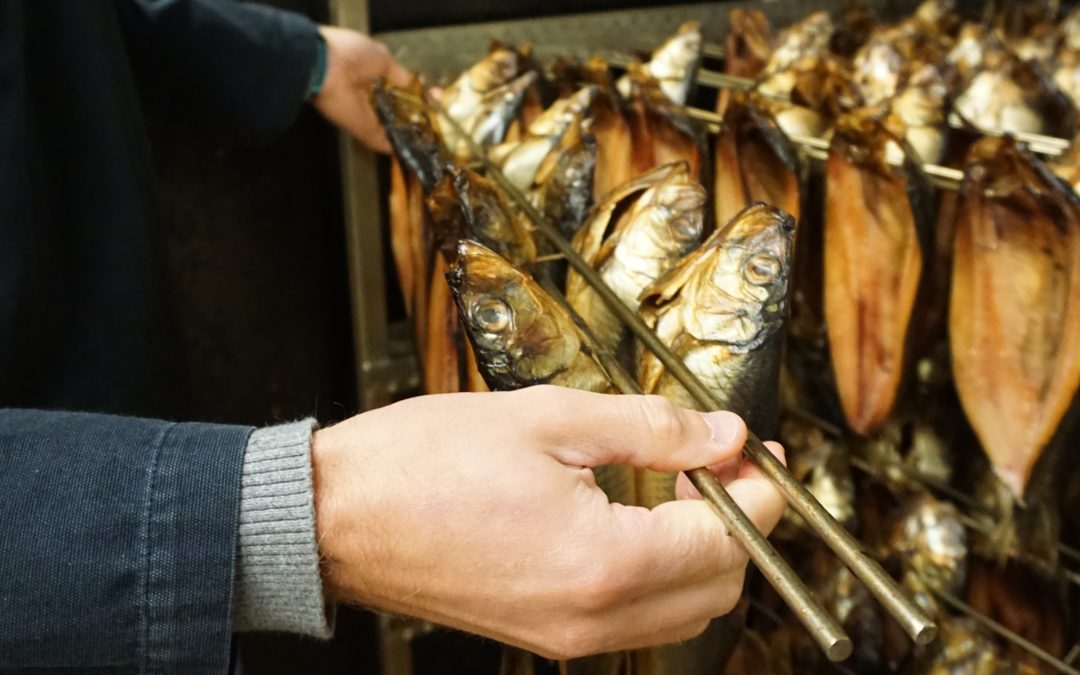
top-left (233, 419), bottom-right (334, 637)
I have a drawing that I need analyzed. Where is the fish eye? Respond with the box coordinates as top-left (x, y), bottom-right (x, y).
top-left (472, 296), bottom-right (512, 333)
top-left (745, 253), bottom-right (781, 285)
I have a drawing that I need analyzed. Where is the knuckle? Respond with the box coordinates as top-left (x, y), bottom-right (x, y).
top-left (637, 395), bottom-right (685, 443)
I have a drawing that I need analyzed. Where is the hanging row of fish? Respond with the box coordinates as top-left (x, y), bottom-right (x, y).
top-left (377, 22), bottom-right (800, 675)
top-left (374, 2), bottom-right (1079, 672)
top-left (715, 2), bottom-right (1079, 673)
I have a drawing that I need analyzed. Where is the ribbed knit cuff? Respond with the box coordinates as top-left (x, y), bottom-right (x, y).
top-left (232, 419), bottom-right (334, 637)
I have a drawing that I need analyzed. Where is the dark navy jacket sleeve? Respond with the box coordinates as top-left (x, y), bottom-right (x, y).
top-left (116, 0), bottom-right (321, 138)
top-left (0, 409), bottom-right (253, 673)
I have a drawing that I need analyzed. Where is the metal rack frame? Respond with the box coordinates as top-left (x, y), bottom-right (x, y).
top-left (329, 2), bottom-right (1079, 673)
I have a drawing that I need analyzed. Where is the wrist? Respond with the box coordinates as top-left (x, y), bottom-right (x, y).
top-left (306, 31), bottom-right (329, 101)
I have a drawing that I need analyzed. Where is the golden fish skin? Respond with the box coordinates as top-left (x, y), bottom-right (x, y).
top-left (713, 93), bottom-right (800, 229)
top-left (432, 166), bottom-right (537, 267)
top-left (724, 9), bottom-right (772, 80)
top-left (567, 162), bottom-right (705, 353)
top-left (448, 241), bottom-right (615, 395)
top-left (623, 62), bottom-right (705, 181)
top-left (824, 112), bottom-right (928, 436)
top-left (950, 137), bottom-right (1080, 499)
top-left (423, 256), bottom-right (461, 395)
top-left (638, 203), bottom-right (795, 506)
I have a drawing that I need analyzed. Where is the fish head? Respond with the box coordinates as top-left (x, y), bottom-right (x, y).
top-left (853, 36), bottom-right (903, 106)
top-left (725, 8), bottom-right (773, 79)
top-left (645, 203), bottom-right (794, 352)
top-left (765, 11), bottom-right (833, 74)
top-left (466, 45), bottom-right (521, 93)
top-left (373, 80), bottom-right (448, 192)
top-left (646, 21), bottom-right (702, 105)
top-left (466, 71), bottom-right (539, 148)
top-left (711, 203), bottom-right (796, 327)
top-left (888, 495), bottom-right (967, 597)
top-left (448, 167), bottom-right (537, 266)
top-left (447, 241), bottom-right (578, 389)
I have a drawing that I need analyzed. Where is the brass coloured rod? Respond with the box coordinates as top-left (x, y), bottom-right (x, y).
top-left (428, 94), bottom-right (855, 660)
top-left (682, 106), bottom-right (965, 191)
top-left (587, 47), bottom-right (1072, 157)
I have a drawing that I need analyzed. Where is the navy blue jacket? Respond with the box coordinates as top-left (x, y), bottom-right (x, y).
top-left (1, 1), bottom-right (319, 670)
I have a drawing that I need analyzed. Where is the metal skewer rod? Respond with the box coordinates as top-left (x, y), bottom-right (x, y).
top-left (536, 279), bottom-right (853, 660)
top-left (932, 589), bottom-right (1080, 675)
top-left (429, 98), bottom-right (855, 659)
top-left (592, 47), bottom-right (1073, 157)
top-left (682, 106), bottom-right (965, 191)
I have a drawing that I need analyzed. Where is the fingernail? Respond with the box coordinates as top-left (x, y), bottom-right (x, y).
top-left (702, 411), bottom-right (744, 447)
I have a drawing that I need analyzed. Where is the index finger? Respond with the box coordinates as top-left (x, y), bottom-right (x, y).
top-left (607, 442), bottom-right (787, 592)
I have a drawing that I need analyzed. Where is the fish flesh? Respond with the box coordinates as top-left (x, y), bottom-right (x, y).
top-left (824, 111), bottom-right (930, 436)
top-left (713, 92), bottom-right (800, 229)
top-left (949, 136), bottom-right (1080, 500)
top-left (568, 162), bottom-right (705, 353)
top-left (638, 203), bottom-right (795, 506)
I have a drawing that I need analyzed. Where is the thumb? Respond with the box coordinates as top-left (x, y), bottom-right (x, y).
top-left (514, 386), bottom-right (747, 471)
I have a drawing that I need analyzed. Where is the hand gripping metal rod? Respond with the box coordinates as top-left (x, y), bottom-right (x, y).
top-left (428, 95), bottom-right (853, 660)
top-left (537, 280), bottom-right (853, 661)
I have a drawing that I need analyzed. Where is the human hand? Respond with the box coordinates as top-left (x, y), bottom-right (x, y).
top-left (313, 26), bottom-right (411, 153)
top-left (311, 386), bottom-right (787, 659)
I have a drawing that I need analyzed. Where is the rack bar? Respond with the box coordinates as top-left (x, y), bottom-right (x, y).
top-left (848, 456), bottom-right (1080, 588)
top-left (682, 106), bottom-right (965, 191)
top-left (933, 589), bottom-right (1080, 675)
